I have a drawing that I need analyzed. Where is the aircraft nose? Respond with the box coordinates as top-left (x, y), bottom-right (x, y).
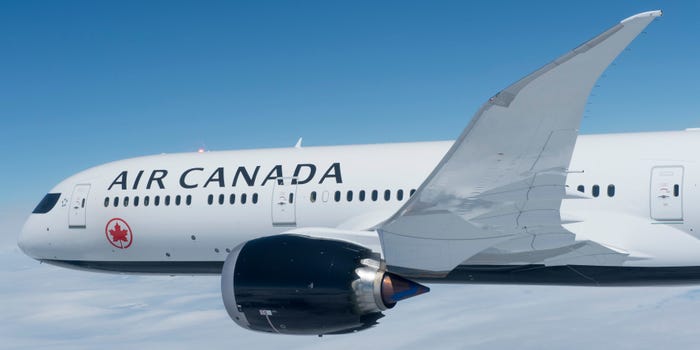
top-left (18, 217), bottom-right (43, 260)
top-left (17, 229), bottom-right (27, 254)
top-left (18, 219), bottom-right (34, 258)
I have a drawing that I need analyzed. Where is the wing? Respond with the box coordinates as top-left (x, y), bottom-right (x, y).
top-left (378, 11), bottom-right (662, 275)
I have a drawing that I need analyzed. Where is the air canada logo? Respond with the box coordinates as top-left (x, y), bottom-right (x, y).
top-left (105, 218), bottom-right (133, 249)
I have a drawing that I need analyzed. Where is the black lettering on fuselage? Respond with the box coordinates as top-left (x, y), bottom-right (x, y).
top-left (292, 164), bottom-right (316, 185)
top-left (261, 165), bottom-right (284, 186)
top-left (108, 163), bottom-right (342, 190)
top-left (108, 171), bottom-right (128, 190)
top-left (203, 167), bottom-right (225, 188)
top-left (319, 162), bottom-right (343, 184)
top-left (132, 170), bottom-right (144, 190)
top-left (180, 167), bottom-right (204, 189)
top-left (232, 166), bottom-right (260, 187)
top-left (146, 170), bottom-right (168, 189)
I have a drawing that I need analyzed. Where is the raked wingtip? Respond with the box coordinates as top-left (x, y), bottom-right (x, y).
top-left (621, 10), bottom-right (662, 24)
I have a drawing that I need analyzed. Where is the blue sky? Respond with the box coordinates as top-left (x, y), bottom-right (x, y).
top-left (2, 0), bottom-right (699, 206)
top-left (2, 1), bottom-right (700, 348)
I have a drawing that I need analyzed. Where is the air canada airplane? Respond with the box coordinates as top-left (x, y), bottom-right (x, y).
top-left (20, 10), bottom-right (689, 335)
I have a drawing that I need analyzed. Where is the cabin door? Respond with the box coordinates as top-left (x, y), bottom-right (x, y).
top-left (650, 166), bottom-right (683, 221)
top-left (69, 184), bottom-right (91, 228)
top-left (272, 177), bottom-right (297, 227)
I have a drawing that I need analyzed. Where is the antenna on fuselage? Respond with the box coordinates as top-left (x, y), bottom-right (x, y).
top-left (294, 137), bottom-right (303, 149)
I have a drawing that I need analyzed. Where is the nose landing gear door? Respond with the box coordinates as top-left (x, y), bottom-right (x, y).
top-left (69, 184), bottom-right (91, 228)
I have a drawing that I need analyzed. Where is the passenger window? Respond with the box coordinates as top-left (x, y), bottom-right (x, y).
top-left (229, 194), bottom-right (236, 205)
top-left (607, 185), bottom-right (615, 197)
top-left (410, 189), bottom-right (416, 197)
top-left (165, 195), bottom-right (171, 206)
top-left (144, 196), bottom-right (150, 206)
top-left (113, 197), bottom-right (119, 207)
top-left (241, 193), bottom-right (247, 204)
top-left (334, 191), bottom-right (341, 202)
top-left (186, 195), bottom-right (192, 206)
top-left (154, 196), bottom-right (160, 206)
top-left (310, 191), bottom-right (317, 203)
top-left (104, 197), bottom-right (109, 207)
top-left (134, 196), bottom-right (140, 207)
top-left (577, 185), bottom-right (585, 193)
top-left (371, 190), bottom-right (378, 201)
top-left (397, 189), bottom-right (404, 201)
top-left (218, 194), bottom-right (224, 205)
top-left (384, 190), bottom-right (391, 201)
top-left (175, 195), bottom-right (181, 206)
top-left (674, 184), bottom-right (680, 197)
top-left (252, 193), bottom-right (259, 204)
top-left (347, 191), bottom-right (353, 202)
top-left (288, 193), bottom-right (293, 204)
top-left (359, 190), bottom-right (366, 201)
top-left (592, 185), bottom-right (600, 198)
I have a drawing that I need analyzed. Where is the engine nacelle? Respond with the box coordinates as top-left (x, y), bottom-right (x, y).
top-left (221, 234), bottom-right (429, 335)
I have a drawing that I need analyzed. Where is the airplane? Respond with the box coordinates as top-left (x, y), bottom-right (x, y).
top-left (19, 10), bottom-right (689, 336)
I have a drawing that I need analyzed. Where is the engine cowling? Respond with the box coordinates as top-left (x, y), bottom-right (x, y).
top-left (221, 234), bottom-right (429, 335)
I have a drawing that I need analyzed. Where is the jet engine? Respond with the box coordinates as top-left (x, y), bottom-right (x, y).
top-left (221, 234), bottom-right (429, 335)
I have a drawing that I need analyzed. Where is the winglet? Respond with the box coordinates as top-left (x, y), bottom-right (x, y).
top-left (621, 10), bottom-right (662, 24)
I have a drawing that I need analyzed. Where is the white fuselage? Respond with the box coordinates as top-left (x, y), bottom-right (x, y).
top-left (18, 130), bottom-right (700, 273)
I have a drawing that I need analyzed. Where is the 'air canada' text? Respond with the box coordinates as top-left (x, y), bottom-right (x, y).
top-left (108, 163), bottom-right (342, 190)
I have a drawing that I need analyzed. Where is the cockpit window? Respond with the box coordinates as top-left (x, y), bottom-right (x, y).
top-left (32, 193), bottom-right (61, 214)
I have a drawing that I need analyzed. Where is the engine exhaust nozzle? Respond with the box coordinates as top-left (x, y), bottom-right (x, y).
top-left (380, 273), bottom-right (430, 306)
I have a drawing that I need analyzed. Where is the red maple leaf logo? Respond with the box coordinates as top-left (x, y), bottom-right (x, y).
top-left (109, 223), bottom-right (129, 244)
top-left (105, 218), bottom-right (133, 249)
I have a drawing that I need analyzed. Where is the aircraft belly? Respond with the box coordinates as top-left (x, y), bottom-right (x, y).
top-left (40, 259), bottom-right (700, 286)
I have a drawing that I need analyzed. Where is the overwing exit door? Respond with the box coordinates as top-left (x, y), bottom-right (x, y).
top-left (650, 166), bottom-right (683, 221)
top-left (69, 184), bottom-right (90, 228)
top-left (272, 178), bottom-right (297, 227)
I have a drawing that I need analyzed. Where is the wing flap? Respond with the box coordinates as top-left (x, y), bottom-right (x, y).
top-left (462, 240), bottom-right (628, 266)
top-left (543, 241), bottom-right (629, 267)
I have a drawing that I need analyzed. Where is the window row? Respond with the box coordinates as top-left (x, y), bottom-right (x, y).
top-left (576, 184), bottom-right (616, 198)
top-left (310, 189), bottom-right (416, 203)
top-left (105, 195), bottom-right (192, 208)
top-left (207, 193), bottom-right (259, 205)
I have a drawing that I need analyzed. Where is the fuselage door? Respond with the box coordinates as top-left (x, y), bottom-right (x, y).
top-left (272, 177), bottom-right (297, 227)
top-left (650, 166), bottom-right (683, 221)
top-left (69, 184), bottom-right (91, 228)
